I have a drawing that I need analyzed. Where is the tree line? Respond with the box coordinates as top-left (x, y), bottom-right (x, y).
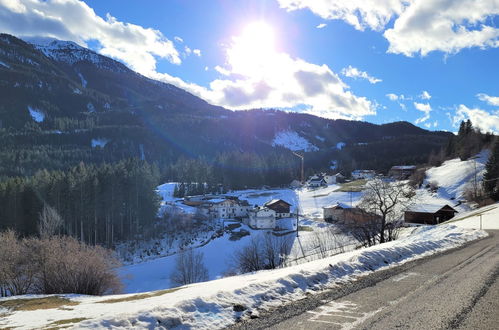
top-left (164, 151), bottom-right (300, 194)
top-left (0, 159), bottom-right (160, 246)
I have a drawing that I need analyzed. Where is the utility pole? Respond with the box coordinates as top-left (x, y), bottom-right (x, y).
top-left (296, 206), bottom-right (299, 237)
top-left (292, 151), bottom-right (304, 183)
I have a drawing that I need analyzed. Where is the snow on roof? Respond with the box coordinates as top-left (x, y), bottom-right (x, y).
top-left (323, 202), bottom-right (351, 209)
top-left (391, 165), bottom-right (416, 170)
top-left (406, 204), bottom-right (456, 213)
top-left (265, 199), bottom-right (291, 206)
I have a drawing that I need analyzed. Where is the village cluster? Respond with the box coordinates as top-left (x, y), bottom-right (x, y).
top-left (174, 163), bottom-right (458, 230)
top-left (183, 196), bottom-right (292, 229)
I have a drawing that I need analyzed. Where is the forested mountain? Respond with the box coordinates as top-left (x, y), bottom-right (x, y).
top-left (0, 33), bottom-right (452, 181)
top-left (0, 33), bottom-right (457, 242)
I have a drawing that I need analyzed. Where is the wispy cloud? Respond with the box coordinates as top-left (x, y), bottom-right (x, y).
top-left (414, 102), bottom-right (432, 124)
top-left (477, 93), bottom-right (499, 106)
top-left (341, 65), bottom-right (381, 84)
top-left (420, 90), bottom-right (431, 100)
top-left (316, 23), bottom-right (327, 29)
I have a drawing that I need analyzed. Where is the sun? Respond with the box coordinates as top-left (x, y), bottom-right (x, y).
top-left (227, 21), bottom-right (278, 79)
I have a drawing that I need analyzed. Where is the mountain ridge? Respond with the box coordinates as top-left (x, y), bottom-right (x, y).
top-left (0, 33), bottom-right (452, 178)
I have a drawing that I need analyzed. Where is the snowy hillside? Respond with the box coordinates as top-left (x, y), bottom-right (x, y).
top-left (272, 130), bottom-right (319, 152)
top-left (0, 225), bottom-right (485, 330)
top-left (425, 150), bottom-right (488, 200)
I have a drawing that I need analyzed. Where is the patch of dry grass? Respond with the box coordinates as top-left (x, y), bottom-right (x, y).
top-left (335, 179), bottom-right (367, 192)
top-left (44, 317), bottom-right (88, 329)
top-left (0, 296), bottom-right (78, 312)
top-left (98, 287), bottom-right (182, 304)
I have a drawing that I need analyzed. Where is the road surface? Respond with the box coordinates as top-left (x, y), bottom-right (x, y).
top-left (233, 230), bottom-right (499, 330)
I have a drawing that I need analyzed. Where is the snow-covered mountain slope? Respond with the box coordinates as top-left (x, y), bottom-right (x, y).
top-left (425, 150), bottom-right (489, 200)
top-left (22, 36), bottom-right (127, 72)
top-left (272, 130), bottom-right (319, 152)
top-left (0, 225), bottom-right (485, 330)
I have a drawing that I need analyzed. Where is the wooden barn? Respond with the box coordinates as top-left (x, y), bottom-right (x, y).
top-left (404, 204), bottom-right (458, 225)
top-left (389, 165), bottom-right (416, 180)
top-left (323, 203), bottom-right (380, 225)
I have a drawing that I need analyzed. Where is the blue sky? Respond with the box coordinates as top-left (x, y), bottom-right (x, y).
top-left (1, 0), bottom-right (498, 133)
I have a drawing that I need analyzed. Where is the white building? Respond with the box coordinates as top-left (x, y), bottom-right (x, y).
top-left (308, 177), bottom-right (327, 188)
top-left (246, 207), bottom-right (276, 229)
top-left (192, 198), bottom-right (251, 220)
top-left (323, 174), bottom-right (337, 184)
top-left (210, 199), bottom-right (251, 219)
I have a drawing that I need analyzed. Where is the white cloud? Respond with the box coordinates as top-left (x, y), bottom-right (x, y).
top-left (386, 93), bottom-right (399, 101)
top-left (316, 23), bottom-right (327, 29)
top-left (477, 93), bottom-right (499, 106)
top-left (453, 105), bottom-right (499, 133)
top-left (414, 102), bottom-right (432, 124)
top-left (420, 90), bottom-right (431, 100)
top-left (0, 0), bottom-right (181, 73)
top-left (174, 36), bottom-right (183, 43)
top-left (214, 65), bottom-right (231, 76)
top-left (199, 55), bottom-right (375, 119)
top-left (277, 0), bottom-right (406, 31)
top-left (192, 49), bottom-right (201, 57)
top-left (341, 65), bottom-right (382, 84)
top-left (277, 0), bottom-right (499, 56)
top-left (384, 0), bottom-right (499, 56)
top-left (165, 21), bottom-right (375, 120)
top-left (184, 46), bottom-right (192, 55)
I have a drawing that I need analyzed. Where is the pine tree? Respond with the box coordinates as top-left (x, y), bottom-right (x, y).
top-left (484, 139), bottom-right (499, 201)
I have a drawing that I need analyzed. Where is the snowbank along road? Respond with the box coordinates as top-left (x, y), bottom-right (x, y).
top-left (233, 230), bottom-right (499, 330)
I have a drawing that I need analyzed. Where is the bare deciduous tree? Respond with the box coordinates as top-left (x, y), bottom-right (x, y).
top-left (356, 178), bottom-right (415, 245)
top-left (232, 234), bottom-right (293, 273)
top-left (170, 249), bottom-right (209, 286)
top-left (38, 204), bottom-right (63, 238)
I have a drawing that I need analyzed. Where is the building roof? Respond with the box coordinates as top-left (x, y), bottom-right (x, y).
top-left (405, 204), bottom-right (457, 213)
top-left (391, 165), bottom-right (416, 170)
top-left (323, 202), bottom-right (352, 210)
top-left (265, 199), bottom-right (292, 207)
top-left (309, 177), bottom-right (326, 183)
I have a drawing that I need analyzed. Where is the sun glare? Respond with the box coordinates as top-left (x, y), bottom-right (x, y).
top-left (227, 21), bottom-right (278, 79)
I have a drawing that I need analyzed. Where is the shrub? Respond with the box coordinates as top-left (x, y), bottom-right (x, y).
top-left (0, 232), bottom-right (122, 296)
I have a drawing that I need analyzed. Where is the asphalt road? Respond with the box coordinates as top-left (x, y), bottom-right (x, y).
top-left (233, 230), bottom-right (499, 330)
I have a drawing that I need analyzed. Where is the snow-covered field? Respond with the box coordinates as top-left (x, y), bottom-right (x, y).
top-left (118, 184), bottom-right (362, 293)
top-left (0, 225), bottom-right (486, 330)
